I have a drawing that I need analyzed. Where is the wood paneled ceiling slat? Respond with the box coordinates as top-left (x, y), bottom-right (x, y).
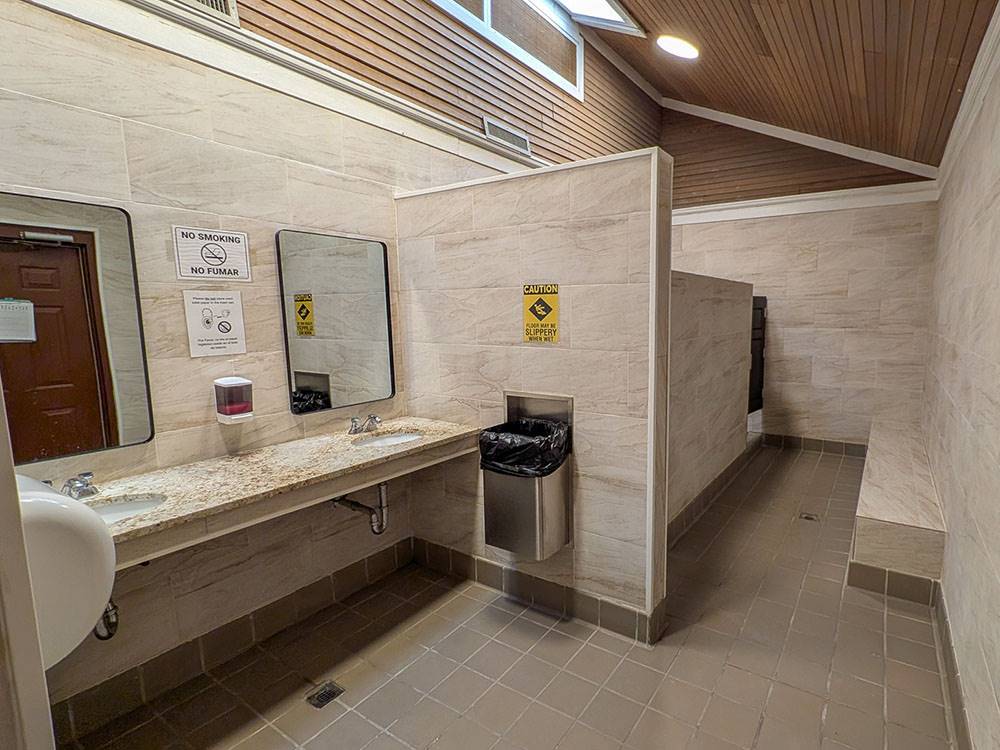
top-left (601, 0), bottom-right (997, 166)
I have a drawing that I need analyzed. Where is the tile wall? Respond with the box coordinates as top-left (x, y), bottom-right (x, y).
top-left (673, 203), bottom-right (937, 444)
top-left (1, 0), bottom-right (500, 485)
top-left (394, 152), bottom-right (672, 612)
top-left (924, 46), bottom-right (1000, 748)
top-left (668, 271), bottom-right (751, 522)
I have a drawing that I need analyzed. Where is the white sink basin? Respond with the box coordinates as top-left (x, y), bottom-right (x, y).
top-left (16, 475), bottom-right (115, 668)
top-left (89, 493), bottom-right (166, 525)
top-left (353, 431), bottom-right (424, 448)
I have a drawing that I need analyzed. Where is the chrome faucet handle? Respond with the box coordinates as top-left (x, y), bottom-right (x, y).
top-left (62, 472), bottom-right (99, 499)
top-left (79, 472), bottom-right (94, 483)
top-left (367, 414), bottom-right (382, 428)
top-left (348, 417), bottom-right (364, 435)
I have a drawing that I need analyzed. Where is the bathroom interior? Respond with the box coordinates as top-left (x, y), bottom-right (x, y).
top-left (0, 0), bottom-right (997, 748)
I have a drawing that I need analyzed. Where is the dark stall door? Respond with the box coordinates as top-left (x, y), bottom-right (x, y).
top-left (0, 226), bottom-right (116, 463)
top-left (749, 295), bottom-right (766, 413)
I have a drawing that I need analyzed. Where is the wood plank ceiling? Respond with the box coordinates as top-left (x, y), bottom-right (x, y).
top-left (599, 0), bottom-right (998, 166)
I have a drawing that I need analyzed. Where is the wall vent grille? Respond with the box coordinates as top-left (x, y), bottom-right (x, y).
top-left (182, 0), bottom-right (237, 19)
top-left (483, 116), bottom-right (532, 157)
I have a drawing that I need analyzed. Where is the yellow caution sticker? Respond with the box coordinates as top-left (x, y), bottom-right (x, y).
top-left (294, 293), bottom-right (314, 337)
top-left (523, 283), bottom-right (559, 344)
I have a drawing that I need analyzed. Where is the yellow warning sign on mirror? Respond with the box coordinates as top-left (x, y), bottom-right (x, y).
top-left (523, 284), bottom-right (559, 344)
top-left (294, 293), bottom-right (314, 337)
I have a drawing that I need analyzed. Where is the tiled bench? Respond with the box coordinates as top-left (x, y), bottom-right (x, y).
top-left (848, 420), bottom-right (946, 605)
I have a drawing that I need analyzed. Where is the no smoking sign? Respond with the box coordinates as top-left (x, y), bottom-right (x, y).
top-left (174, 226), bottom-right (251, 281)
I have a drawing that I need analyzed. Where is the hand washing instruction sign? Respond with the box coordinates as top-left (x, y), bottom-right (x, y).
top-left (174, 226), bottom-right (251, 281)
top-left (183, 291), bottom-right (246, 357)
top-left (523, 283), bottom-right (559, 344)
top-left (0, 299), bottom-right (36, 342)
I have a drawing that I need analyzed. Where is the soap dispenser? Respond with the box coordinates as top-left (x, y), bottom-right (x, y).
top-left (214, 377), bottom-right (253, 424)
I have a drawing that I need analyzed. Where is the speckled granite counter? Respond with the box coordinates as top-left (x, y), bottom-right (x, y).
top-left (89, 417), bottom-right (479, 568)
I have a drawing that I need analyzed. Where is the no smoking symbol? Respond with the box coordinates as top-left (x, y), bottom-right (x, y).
top-left (201, 243), bottom-right (227, 266)
top-left (217, 320), bottom-right (232, 334)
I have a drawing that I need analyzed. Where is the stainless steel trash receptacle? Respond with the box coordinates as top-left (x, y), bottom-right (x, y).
top-left (484, 461), bottom-right (571, 560)
top-left (480, 417), bottom-right (572, 561)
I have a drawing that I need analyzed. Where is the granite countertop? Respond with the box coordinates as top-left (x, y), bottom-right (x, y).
top-left (88, 417), bottom-right (480, 543)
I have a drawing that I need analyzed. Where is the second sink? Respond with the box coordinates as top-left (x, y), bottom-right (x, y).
top-left (88, 493), bottom-right (166, 525)
top-left (353, 432), bottom-right (424, 448)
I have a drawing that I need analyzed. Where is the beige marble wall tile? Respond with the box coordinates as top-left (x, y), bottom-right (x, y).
top-left (667, 272), bottom-right (751, 522)
top-left (675, 202), bottom-right (936, 443)
top-left (398, 153), bottom-right (670, 608)
top-left (0, 90), bottom-right (130, 199)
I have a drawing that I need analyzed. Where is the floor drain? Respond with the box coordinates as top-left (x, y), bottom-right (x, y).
top-left (798, 512), bottom-right (821, 522)
top-left (306, 681), bottom-right (345, 708)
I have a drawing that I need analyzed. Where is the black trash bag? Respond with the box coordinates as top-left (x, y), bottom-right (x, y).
top-left (291, 388), bottom-right (332, 414)
top-left (479, 417), bottom-right (570, 478)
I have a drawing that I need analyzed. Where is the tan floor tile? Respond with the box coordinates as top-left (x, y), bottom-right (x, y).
top-left (885, 660), bottom-right (943, 705)
top-left (823, 702), bottom-right (884, 749)
top-left (579, 689), bottom-right (644, 741)
top-left (467, 684), bottom-right (530, 734)
top-left (500, 655), bottom-right (559, 697)
top-left (430, 716), bottom-right (497, 750)
top-left (430, 666), bottom-right (493, 712)
top-left (538, 671), bottom-right (600, 717)
top-left (700, 695), bottom-right (761, 747)
top-left (566, 645), bottom-right (623, 684)
top-left (827, 672), bottom-right (883, 717)
top-left (505, 702), bottom-right (574, 750)
top-left (231, 726), bottom-right (296, 749)
top-left (305, 711), bottom-right (380, 749)
top-left (185, 705), bottom-right (265, 750)
top-left (356, 679), bottom-right (422, 728)
top-left (387, 698), bottom-right (458, 748)
top-left (605, 660), bottom-right (664, 703)
top-left (496, 618), bottom-right (550, 651)
top-left (715, 666), bottom-right (771, 709)
top-left (556, 723), bottom-right (624, 750)
top-left (648, 676), bottom-right (710, 724)
top-left (466, 640), bottom-right (522, 679)
top-left (625, 708), bottom-right (695, 749)
top-left (885, 689), bottom-right (948, 739)
top-left (395, 650), bottom-right (459, 692)
top-left (755, 715), bottom-right (821, 750)
top-left (466, 606), bottom-right (518, 637)
top-left (668, 651), bottom-right (725, 690)
top-left (885, 637), bottom-right (939, 673)
top-left (885, 723), bottom-right (951, 750)
top-left (529, 630), bottom-right (586, 667)
top-left (272, 699), bottom-right (345, 745)
top-left (434, 626), bottom-right (490, 662)
top-left (365, 733), bottom-right (409, 750)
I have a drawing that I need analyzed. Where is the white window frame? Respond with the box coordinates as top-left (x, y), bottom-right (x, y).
top-left (427, 0), bottom-right (586, 100)
top-left (553, 0), bottom-right (644, 37)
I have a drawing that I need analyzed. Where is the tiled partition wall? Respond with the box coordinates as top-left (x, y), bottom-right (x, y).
top-left (668, 271), bottom-right (752, 522)
top-left (1, 0), bottom-right (504, 486)
top-left (394, 150), bottom-right (673, 619)
top-left (673, 202), bottom-right (937, 444)
top-left (924, 49), bottom-right (1000, 748)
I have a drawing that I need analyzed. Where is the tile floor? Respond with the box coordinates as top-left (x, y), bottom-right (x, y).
top-left (67, 447), bottom-right (955, 749)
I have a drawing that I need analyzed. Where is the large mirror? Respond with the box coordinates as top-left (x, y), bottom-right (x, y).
top-left (276, 231), bottom-right (394, 414)
top-left (0, 193), bottom-right (152, 464)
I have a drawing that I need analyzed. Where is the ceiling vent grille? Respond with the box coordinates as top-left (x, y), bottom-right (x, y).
top-left (483, 116), bottom-right (532, 157)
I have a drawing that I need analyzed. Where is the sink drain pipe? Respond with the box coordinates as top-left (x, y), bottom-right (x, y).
top-left (335, 482), bottom-right (389, 535)
top-left (94, 600), bottom-right (119, 641)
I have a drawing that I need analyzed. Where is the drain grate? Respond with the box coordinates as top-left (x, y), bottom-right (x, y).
top-left (306, 681), bottom-right (345, 709)
top-left (798, 512), bottom-right (821, 522)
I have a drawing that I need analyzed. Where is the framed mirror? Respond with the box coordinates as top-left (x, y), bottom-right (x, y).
top-left (275, 231), bottom-right (394, 414)
top-left (0, 192), bottom-right (152, 464)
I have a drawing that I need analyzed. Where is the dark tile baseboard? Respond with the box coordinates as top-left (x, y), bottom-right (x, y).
top-left (933, 586), bottom-right (974, 750)
top-left (51, 540), bottom-right (414, 744)
top-left (413, 538), bottom-right (663, 644)
top-left (763, 432), bottom-right (867, 457)
top-left (846, 560), bottom-right (937, 606)
top-left (668, 435), bottom-right (763, 547)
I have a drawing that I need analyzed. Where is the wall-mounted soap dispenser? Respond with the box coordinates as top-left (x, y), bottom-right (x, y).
top-left (214, 377), bottom-right (253, 424)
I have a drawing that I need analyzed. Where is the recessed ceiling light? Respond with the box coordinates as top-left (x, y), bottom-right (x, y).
top-left (657, 35), bottom-right (699, 59)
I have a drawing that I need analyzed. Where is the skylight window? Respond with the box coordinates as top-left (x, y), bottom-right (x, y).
top-left (552, 0), bottom-right (643, 35)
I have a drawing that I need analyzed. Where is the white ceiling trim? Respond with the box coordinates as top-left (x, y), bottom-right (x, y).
top-left (939, 2), bottom-right (1000, 180)
top-left (581, 29), bottom-right (662, 102)
top-left (662, 98), bottom-right (939, 179)
top-left (672, 180), bottom-right (940, 225)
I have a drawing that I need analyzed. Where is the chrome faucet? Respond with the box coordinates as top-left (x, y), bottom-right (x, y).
top-left (62, 472), bottom-right (99, 500)
top-left (348, 414), bottom-right (383, 434)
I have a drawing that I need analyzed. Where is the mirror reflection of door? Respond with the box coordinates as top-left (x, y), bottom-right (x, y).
top-left (0, 224), bottom-right (117, 463)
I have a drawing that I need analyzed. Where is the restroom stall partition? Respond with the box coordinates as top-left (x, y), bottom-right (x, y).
top-left (395, 148), bottom-right (674, 639)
